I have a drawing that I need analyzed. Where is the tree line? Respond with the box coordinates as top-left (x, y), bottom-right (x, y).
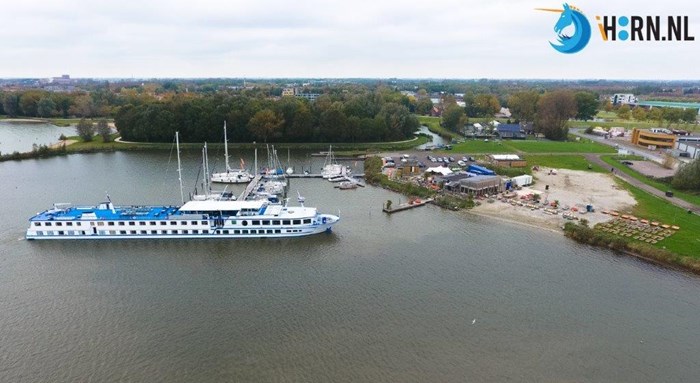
top-left (115, 91), bottom-right (419, 143)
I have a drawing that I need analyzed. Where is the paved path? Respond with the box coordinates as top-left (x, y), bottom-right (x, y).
top-left (584, 154), bottom-right (700, 215)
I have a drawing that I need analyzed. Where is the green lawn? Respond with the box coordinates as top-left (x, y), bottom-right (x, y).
top-left (621, 182), bottom-right (700, 259)
top-left (508, 140), bottom-right (615, 153)
top-left (600, 155), bottom-right (700, 206)
top-left (525, 155), bottom-right (606, 172)
top-left (448, 140), bottom-right (516, 154)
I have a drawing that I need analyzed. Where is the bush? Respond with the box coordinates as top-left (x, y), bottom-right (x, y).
top-left (672, 159), bottom-right (700, 191)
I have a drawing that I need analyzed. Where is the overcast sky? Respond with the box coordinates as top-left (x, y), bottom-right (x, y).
top-left (1, 0), bottom-right (698, 79)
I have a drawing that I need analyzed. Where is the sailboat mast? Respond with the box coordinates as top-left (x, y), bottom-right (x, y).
top-left (176, 132), bottom-right (184, 204)
top-left (254, 147), bottom-right (258, 176)
top-left (223, 121), bottom-right (230, 171)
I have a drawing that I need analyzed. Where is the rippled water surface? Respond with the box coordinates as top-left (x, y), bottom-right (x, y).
top-left (1, 151), bottom-right (699, 382)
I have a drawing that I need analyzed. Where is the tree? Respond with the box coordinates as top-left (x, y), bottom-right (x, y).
top-left (662, 108), bottom-right (682, 127)
top-left (535, 90), bottom-right (577, 141)
top-left (672, 159), bottom-right (700, 191)
top-left (415, 97), bottom-right (433, 115)
top-left (681, 108), bottom-right (698, 124)
top-left (97, 119), bottom-right (111, 142)
top-left (37, 96), bottom-right (56, 118)
top-left (471, 94), bottom-right (500, 117)
top-left (616, 104), bottom-right (631, 120)
top-left (19, 91), bottom-right (42, 117)
top-left (508, 91), bottom-right (539, 122)
top-left (441, 103), bottom-right (466, 132)
top-left (247, 109), bottom-right (284, 142)
top-left (76, 118), bottom-right (95, 142)
top-left (2, 93), bottom-right (20, 117)
top-left (574, 91), bottom-right (598, 121)
top-left (602, 99), bottom-right (613, 112)
top-left (648, 108), bottom-right (664, 126)
top-left (631, 107), bottom-right (647, 121)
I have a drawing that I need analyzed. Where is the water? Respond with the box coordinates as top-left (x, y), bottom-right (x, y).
top-left (0, 121), bottom-right (75, 154)
top-left (2, 153), bottom-right (700, 381)
top-left (416, 125), bottom-right (447, 149)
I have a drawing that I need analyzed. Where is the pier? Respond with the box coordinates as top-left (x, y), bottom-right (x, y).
top-left (238, 174), bottom-right (263, 200)
top-left (382, 198), bottom-right (434, 214)
top-left (287, 173), bottom-right (364, 178)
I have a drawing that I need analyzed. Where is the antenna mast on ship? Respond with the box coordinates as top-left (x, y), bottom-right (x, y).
top-left (176, 131), bottom-right (185, 204)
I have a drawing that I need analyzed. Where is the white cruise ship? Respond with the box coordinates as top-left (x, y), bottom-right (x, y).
top-left (26, 199), bottom-right (339, 240)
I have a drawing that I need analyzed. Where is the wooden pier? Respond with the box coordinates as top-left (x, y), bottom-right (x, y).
top-left (287, 173), bottom-right (364, 179)
top-left (382, 198), bottom-right (434, 214)
top-left (238, 174), bottom-right (263, 200)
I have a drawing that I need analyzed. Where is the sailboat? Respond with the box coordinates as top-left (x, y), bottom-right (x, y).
top-left (192, 143), bottom-right (236, 201)
top-left (321, 145), bottom-right (351, 180)
top-left (211, 121), bottom-right (253, 184)
top-left (26, 132), bottom-right (340, 240)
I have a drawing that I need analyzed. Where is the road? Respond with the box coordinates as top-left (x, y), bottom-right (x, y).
top-left (570, 128), bottom-right (666, 163)
top-left (584, 153), bottom-right (699, 215)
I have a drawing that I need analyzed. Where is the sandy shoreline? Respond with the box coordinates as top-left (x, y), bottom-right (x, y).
top-left (466, 168), bottom-right (637, 233)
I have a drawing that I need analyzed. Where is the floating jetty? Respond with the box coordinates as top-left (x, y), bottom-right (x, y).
top-left (238, 174), bottom-right (263, 200)
top-left (287, 173), bottom-right (364, 179)
top-left (382, 198), bottom-right (434, 214)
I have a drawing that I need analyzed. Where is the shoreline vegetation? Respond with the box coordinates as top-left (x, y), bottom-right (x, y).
top-left (0, 133), bottom-right (429, 162)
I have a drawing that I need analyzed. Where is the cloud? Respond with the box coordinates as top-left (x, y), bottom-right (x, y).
top-left (0, 0), bottom-right (698, 78)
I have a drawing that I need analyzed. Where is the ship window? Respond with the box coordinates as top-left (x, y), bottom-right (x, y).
top-left (56, 222), bottom-right (63, 226)
top-left (180, 221), bottom-right (187, 225)
top-left (58, 231), bottom-right (64, 235)
top-left (182, 230), bottom-right (188, 234)
top-left (242, 221), bottom-right (248, 226)
top-left (160, 222), bottom-right (166, 226)
top-left (110, 231), bottom-right (116, 235)
top-left (272, 220), bottom-right (280, 225)
top-left (45, 222), bottom-right (52, 226)
top-left (140, 230), bottom-right (147, 234)
top-left (262, 220), bottom-right (270, 225)
top-left (118, 222), bottom-right (125, 226)
top-left (252, 220), bottom-right (260, 225)
top-left (267, 229), bottom-right (273, 234)
top-left (293, 220), bottom-right (301, 225)
top-left (170, 221), bottom-right (177, 225)
top-left (230, 220), bottom-right (237, 225)
top-left (242, 230), bottom-right (248, 234)
top-left (82, 231), bottom-right (86, 235)
top-left (223, 230), bottom-right (230, 234)
top-left (95, 222), bottom-right (102, 226)
top-left (151, 230), bottom-right (157, 234)
top-left (192, 230), bottom-right (198, 234)
top-left (130, 230), bottom-right (136, 234)
top-left (201, 221), bottom-right (207, 225)
top-left (275, 229), bottom-right (281, 234)
top-left (282, 220), bottom-right (290, 225)
top-left (128, 222), bottom-right (135, 226)
top-left (108, 222), bottom-right (115, 226)
top-left (67, 222), bottom-right (74, 226)
top-left (191, 221), bottom-right (198, 225)
top-left (150, 222), bottom-right (156, 226)
top-left (34, 222), bottom-right (41, 226)
top-left (234, 230), bottom-right (240, 234)
top-left (139, 222), bottom-right (146, 226)
top-left (303, 219), bottom-right (311, 224)
top-left (120, 230), bottom-right (126, 234)
top-left (170, 230), bottom-right (177, 234)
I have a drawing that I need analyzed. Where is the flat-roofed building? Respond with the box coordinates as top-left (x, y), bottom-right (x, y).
top-left (631, 128), bottom-right (677, 149)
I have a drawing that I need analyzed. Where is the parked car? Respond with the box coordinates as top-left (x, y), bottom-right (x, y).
top-left (622, 161), bottom-right (633, 165)
top-left (457, 160), bottom-right (466, 167)
top-left (448, 157), bottom-right (455, 162)
top-left (461, 156), bottom-right (468, 162)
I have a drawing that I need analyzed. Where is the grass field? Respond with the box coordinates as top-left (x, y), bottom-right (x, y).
top-left (622, 182), bottom-right (700, 259)
top-left (524, 155), bottom-right (606, 173)
top-left (508, 140), bottom-right (615, 153)
top-left (448, 140), bottom-right (515, 153)
top-left (601, 155), bottom-right (700, 206)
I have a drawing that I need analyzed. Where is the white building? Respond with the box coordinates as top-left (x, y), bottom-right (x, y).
top-left (676, 142), bottom-right (700, 159)
top-left (610, 93), bottom-right (638, 105)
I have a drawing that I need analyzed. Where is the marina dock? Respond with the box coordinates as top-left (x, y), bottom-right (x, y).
top-left (382, 198), bottom-right (434, 214)
top-left (238, 174), bottom-right (263, 200)
top-left (287, 173), bottom-right (364, 178)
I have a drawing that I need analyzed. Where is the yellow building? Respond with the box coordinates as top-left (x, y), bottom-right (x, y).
top-left (631, 129), bottom-right (677, 149)
top-left (282, 88), bottom-right (295, 96)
